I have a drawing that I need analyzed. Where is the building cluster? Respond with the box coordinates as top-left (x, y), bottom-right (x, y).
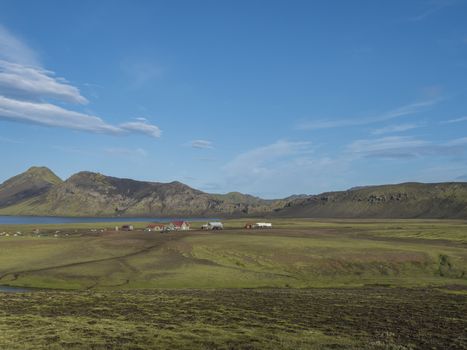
top-left (201, 222), bottom-right (224, 230)
top-left (120, 221), bottom-right (273, 232)
top-left (244, 222), bottom-right (273, 229)
top-left (144, 221), bottom-right (191, 232)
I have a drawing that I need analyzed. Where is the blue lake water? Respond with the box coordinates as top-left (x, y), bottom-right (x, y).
top-left (0, 286), bottom-right (34, 293)
top-left (0, 216), bottom-right (216, 225)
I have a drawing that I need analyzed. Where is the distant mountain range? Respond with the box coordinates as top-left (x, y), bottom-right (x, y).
top-left (0, 166), bottom-right (466, 219)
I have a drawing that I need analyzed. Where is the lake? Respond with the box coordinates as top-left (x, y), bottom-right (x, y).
top-left (0, 286), bottom-right (34, 293)
top-left (0, 216), bottom-right (216, 225)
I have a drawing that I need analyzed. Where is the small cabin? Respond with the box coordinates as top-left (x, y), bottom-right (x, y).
top-left (121, 225), bottom-right (134, 231)
top-left (146, 224), bottom-right (165, 232)
top-left (208, 222), bottom-right (224, 230)
top-left (171, 221), bottom-right (190, 231)
top-left (255, 222), bottom-right (272, 229)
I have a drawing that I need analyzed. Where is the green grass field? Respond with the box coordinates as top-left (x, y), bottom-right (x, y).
top-left (0, 219), bottom-right (466, 289)
top-left (1, 219), bottom-right (466, 349)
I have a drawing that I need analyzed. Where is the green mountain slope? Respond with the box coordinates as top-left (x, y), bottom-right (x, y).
top-left (0, 169), bottom-right (277, 217)
top-left (274, 182), bottom-right (467, 219)
top-left (0, 167), bottom-right (62, 208)
top-left (1, 167), bottom-right (467, 218)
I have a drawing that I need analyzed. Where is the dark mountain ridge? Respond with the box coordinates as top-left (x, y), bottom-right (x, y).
top-left (1, 166), bottom-right (467, 218)
top-left (0, 167), bottom-right (279, 217)
top-left (0, 167), bottom-right (62, 208)
top-left (274, 182), bottom-right (467, 219)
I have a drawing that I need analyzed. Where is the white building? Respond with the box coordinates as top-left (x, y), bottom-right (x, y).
top-left (208, 222), bottom-right (224, 230)
top-left (255, 222), bottom-right (272, 229)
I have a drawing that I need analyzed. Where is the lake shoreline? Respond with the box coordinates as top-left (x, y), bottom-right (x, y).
top-left (0, 215), bottom-right (220, 225)
top-left (0, 285), bottom-right (37, 293)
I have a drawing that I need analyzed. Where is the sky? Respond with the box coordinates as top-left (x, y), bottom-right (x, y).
top-left (0, 0), bottom-right (467, 198)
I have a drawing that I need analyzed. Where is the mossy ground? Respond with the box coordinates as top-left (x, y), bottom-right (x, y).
top-left (1, 287), bottom-right (466, 349)
top-left (0, 219), bottom-right (466, 348)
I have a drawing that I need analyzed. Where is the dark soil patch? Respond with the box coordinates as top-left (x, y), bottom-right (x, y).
top-left (0, 287), bottom-right (465, 349)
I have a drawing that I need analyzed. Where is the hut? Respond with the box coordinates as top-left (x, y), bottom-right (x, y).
top-left (171, 221), bottom-right (190, 231)
top-left (208, 222), bottom-right (224, 230)
top-left (255, 222), bottom-right (272, 229)
top-left (146, 224), bottom-right (165, 232)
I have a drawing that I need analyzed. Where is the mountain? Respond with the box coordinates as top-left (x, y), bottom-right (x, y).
top-left (274, 182), bottom-right (467, 219)
top-left (0, 167), bottom-right (62, 208)
top-left (0, 167), bottom-right (467, 218)
top-left (0, 168), bottom-right (278, 217)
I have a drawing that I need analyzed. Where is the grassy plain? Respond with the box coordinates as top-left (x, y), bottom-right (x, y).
top-left (0, 219), bottom-right (466, 289)
top-left (0, 218), bottom-right (466, 349)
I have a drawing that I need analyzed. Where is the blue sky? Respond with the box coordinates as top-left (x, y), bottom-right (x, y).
top-left (0, 0), bottom-right (467, 198)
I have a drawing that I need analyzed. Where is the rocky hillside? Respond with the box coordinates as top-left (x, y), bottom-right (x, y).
top-left (274, 182), bottom-right (467, 219)
top-left (0, 167), bottom-right (467, 218)
top-left (0, 168), bottom-right (278, 217)
top-left (0, 167), bottom-right (62, 208)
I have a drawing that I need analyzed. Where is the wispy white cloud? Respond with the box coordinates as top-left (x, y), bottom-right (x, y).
top-left (347, 136), bottom-right (466, 159)
top-left (347, 136), bottom-right (429, 158)
top-left (191, 139), bottom-right (213, 149)
top-left (0, 24), bottom-right (38, 65)
top-left (371, 123), bottom-right (421, 135)
top-left (445, 137), bottom-right (467, 146)
top-left (0, 95), bottom-right (120, 133)
top-left (120, 58), bottom-right (164, 89)
top-left (197, 156), bottom-right (217, 162)
top-left (104, 147), bottom-right (148, 157)
top-left (52, 145), bottom-right (91, 155)
top-left (219, 135), bottom-right (467, 197)
top-left (0, 25), bottom-right (162, 139)
top-left (119, 121), bottom-right (161, 138)
top-left (221, 140), bottom-right (348, 197)
top-left (0, 96), bottom-right (162, 137)
top-left (0, 60), bottom-right (88, 104)
top-left (408, 0), bottom-right (457, 22)
top-left (296, 99), bottom-right (438, 131)
top-left (0, 135), bottom-right (22, 144)
top-left (443, 116), bottom-right (467, 124)
top-left (224, 140), bottom-right (312, 174)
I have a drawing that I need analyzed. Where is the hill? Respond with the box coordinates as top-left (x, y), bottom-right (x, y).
top-left (274, 182), bottom-right (467, 219)
top-left (0, 167), bottom-right (62, 208)
top-left (0, 168), bottom-right (278, 217)
top-left (1, 167), bottom-right (467, 218)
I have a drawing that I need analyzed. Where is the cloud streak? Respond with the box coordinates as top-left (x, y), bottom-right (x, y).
top-left (221, 140), bottom-right (346, 197)
top-left (0, 96), bottom-right (162, 137)
top-left (0, 25), bottom-right (161, 139)
top-left (119, 121), bottom-right (161, 138)
top-left (120, 58), bottom-right (164, 89)
top-left (224, 140), bottom-right (312, 175)
top-left (296, 100), bottom-right (438, 131)
top-left (220, 134), bottom-right (467, 197)
top-left (371, 123), bottom-right (421, 135)
top-left (104, 147), bottom-right (148, 157)
top-left (347, 136), bottom-right (466, 159)
top-left (191, 140), bottom-right (213, 149)
top-left (443, 116), bottom-right (467, 124)
top-left (0, 60), bottom-right (88, 104)
top-left (0, 24), bottom-right (38, 65)
top-left (408, 0), bottom-right (457, 22)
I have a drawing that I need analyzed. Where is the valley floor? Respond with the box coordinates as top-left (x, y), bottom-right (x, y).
top-left (0, 219), bottom-right (466, 349)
